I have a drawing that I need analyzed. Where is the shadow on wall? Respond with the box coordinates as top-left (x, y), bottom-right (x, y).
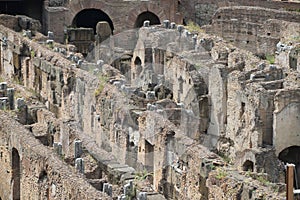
top-left (12, 148), bottom-right (20, 200)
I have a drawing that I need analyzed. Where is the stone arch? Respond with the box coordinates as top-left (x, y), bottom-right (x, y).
top-left (72, 9), bottom-right (114, 34)
top-left (127, 3), bottom-right (168, 29)
top-left (274, 102), bottom-right (300, 155)
top-left (243, 160), bottom-right (254, 172)
top-left (66, 0), bottom-right (116, 32)
top-left (278, 146), bottom-right (300, 185)
top-left (12, 148), bottom-right (20, 200)
top-left (134, 11), bottom-right (161, 28)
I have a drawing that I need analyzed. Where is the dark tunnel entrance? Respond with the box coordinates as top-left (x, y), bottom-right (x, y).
top-left (0, 0), bottom-right (43, 22)
top-left (134, 11), bottom-right (160, 28)
top-left (72, 9), bottom-right (114, 34)
top-left (279, 146), bottom-right (300, 188)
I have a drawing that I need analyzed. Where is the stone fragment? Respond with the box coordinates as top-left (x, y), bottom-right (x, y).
top-left (143, 20), bottom-right (150, 27)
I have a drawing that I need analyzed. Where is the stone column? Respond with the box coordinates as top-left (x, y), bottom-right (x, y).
top-left (53, 142), bottom-right (62, 156)
top-left (0, 82), bottom-right (7, 97)
top-left (74, 139), bottom-right (82, 159)
top-left (75, 158), bottom-right (84, 173)
top-left (7, 88), bottom-right (14, 110)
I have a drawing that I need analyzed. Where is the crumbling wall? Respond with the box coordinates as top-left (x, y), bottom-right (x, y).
top-left (0, 112), bottom-right (107, 199)
top-left (205, 6), bottom-right (300, 55)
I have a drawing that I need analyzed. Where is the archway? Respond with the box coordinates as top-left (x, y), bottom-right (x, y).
top-left (134, 57), bottom-right (142, 79)
top-left (12, 148), bottom-right (20, 200)
top-left (279, 146), bottom-right (300, 187)
top-left (72, 9), bottom-right (114, 34)
top-left (134, 11), bottom-right (160, 28)
top-left (242, 160), bottom-right (254, 172)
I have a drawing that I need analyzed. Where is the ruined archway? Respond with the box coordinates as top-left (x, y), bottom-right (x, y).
top-left (279, 146), bottom-right (300, 187)
top-left (243, 160), bottom-right (254, 172)
top-left (72, 9), bottom-right (114, 34)
top-left (134, 11), bottom-right (161, 28)
top-left (12, 148), bottom-right (20, 200)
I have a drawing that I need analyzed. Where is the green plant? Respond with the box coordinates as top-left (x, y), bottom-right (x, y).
top-left (216, 168), bottom-right (227, 180)
top-left (30, 50), bottom-right (35, 58)
top-left (265, 54), bottom-right (275, 64)
top-left (256, 174), bottom-right (270, 185)
top-left (134, 169), bottom-right (153, 181)
top-left (94, 75), bottom-right (108, 97)
top-left (185, 20), bottom-right (204, 33)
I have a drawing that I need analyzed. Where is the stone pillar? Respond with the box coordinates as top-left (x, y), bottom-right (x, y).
top-left (103, 183), bottom-right (112, 196)
top-left (47, 31), bottom-right (54, 40)
top-left (74, 139), bottom-right (82, 159)
top-left (0, 97), bottom-right (8, 110)
top-left (163, 20), bottom-right (170, 29)
top-left (75, 158), bottom-right (84, 173)
top-left (170, 22), bottom-right (176, 29)
top-left (0, 82), bottom-right (7, 97)
top-left (7, 88), bottom-right (14, 110)
top-left (96, 21), bottom-right (112, 43)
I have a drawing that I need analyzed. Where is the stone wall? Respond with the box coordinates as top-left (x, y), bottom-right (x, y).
top-left (205, 6), bottom-right (300, 55)
top-left (180, 0), bottom-right (300, 27)
top-left (0, 112), bottom-right (107, 200)
top-left (43, 0), bottom-right (183, 43)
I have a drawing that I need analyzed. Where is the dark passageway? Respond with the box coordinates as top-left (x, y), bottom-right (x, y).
top-left (72, 9), bottom-right (114, 34)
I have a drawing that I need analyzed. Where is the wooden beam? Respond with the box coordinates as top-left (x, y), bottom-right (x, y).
top-left (287, 163), bottom-right (295, 200)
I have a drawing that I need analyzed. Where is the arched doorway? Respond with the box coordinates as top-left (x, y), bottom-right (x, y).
top-left (279, 146), bottom-right (300, 187)
top-left (72, 9), bottom-right (114, 34)
top-left (12, 148), bottom-right (20, 200)
top-left (243, 160), bottom-right (254, 172)
top-left (134, 11), bottom-right (160, 28)
top-left (134, 57), bottom-right (142, 79)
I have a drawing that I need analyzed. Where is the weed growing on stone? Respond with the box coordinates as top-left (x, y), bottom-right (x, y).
top-left (265, 54), bottom-right (275, 64)
top-left (94, 75), bottom-right (108, 97)
top-left (186, 20), bottom-right (204, 34)
top-left (216, 168), bottom-right (227, 179)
